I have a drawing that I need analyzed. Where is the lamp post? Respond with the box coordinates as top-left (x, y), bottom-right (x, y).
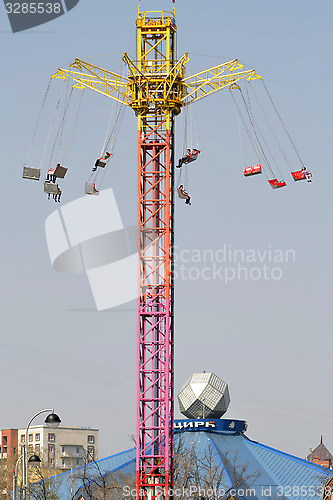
top-left (13, 454), bottom-right (23, 500)
top-left (22, 409), bottom-right (61, 500)
top-left (13, 454), bottom-right (41, 500)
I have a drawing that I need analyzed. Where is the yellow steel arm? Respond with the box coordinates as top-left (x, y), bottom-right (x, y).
top-left (123, 53), bottom-right (149, 84)
top-left (182, 59), bottom-right (261, 105)
top-left (123, 53), bottom-right (150, 100)
top-left (51, 56), bottom-right (260, 111)
top-left (164, 53), bottom-right (189, 99)
top-left (52, 58), bottom-right (131, 105)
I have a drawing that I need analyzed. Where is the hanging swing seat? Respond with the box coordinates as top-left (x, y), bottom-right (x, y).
top-left (177, 185), bottom-right (190, 200)
top-left (48, 165), bottom-right (68, 179)
top-left (95, 152), bottom-right (112, 168)
top-left (177, 149), bottom-right (200, 168)
top-left (22, 166), bottom-right (41, 181)
top-left (243, 164), bottom-right (262, 176)
top-left (85, 182), bottom-right (99, 195)
top-left (186, 149), bottom-right (200, 163)
top-left (182, 149), bottom-right (200, 165)
top-left (268, 179), bottom-right (286, 189)
top-left (291, 170), bottom-right (312, 181)
top-left (44, 181), bottom-right (60, 194)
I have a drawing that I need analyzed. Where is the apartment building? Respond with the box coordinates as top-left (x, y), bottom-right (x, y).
top-left (0, 429), bottom-right (18, 461)
top-left (18, 426), bottom-right (98, 470)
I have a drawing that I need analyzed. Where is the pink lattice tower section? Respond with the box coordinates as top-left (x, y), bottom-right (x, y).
top-left (137, 111), bottom-right (174, 499)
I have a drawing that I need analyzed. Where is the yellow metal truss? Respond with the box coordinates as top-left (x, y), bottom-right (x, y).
top-left (52, 10), bottom-right (261, 114)
top-left (181, 59), bottom-right (261, 105)
top-left (53, 56), bottom-right (260, 111)
top-left (52, 59), bottom-right (130, 105)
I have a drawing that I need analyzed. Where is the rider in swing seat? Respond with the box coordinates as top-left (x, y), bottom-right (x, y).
top-left (178, 184), bottom-right (191, 205)
top-left (177, 148), bottom-right (200, 168)
top-left (92, 151), bottom-right (112, 172)
top-left (301, 166), bottom-right (312, 182)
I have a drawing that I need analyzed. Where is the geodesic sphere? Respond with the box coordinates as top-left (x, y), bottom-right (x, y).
top-left (178, 372), bottom-right (230, 419)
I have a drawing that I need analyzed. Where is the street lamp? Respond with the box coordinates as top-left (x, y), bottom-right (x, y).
top-left (22, 409), bottom-right (61, 500)
top-left (44, 413), bottom-right (61, 428)
top-left (13, 454), bottom-right (41, 500)
top-left (28, 454), bottom-right (41, 466)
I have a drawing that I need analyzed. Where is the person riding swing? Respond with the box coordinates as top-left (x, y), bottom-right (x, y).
top-left (92, 151), bottom-right (112, 172)
top-left (301, 166), bottom-right (312, 182)
top-left (177, 184), bottom-right (191, 205)
top-left (177, 148), bottom-right (200, 168)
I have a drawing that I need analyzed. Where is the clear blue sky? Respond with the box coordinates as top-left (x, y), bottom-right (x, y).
top-left (1, 0), bottom-right (332, 460)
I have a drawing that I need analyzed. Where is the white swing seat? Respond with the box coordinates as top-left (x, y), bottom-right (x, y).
top-left (44, 181), bottom-right (60, 194)
top-left (22, 166), bottom-right (40, 181)
top-left (48, 165), bottom-right (68, 179)
top-left (85, 182), bottom-right (99, 195)
top-left (177, 187), bottom-right (188, 199)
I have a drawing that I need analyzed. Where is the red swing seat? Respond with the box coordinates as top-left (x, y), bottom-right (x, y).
top-left (243, 164), bottom-right (262, 176)
top-left (268, 179), bottom-right (286, 189)
top-left (291, 170), bottom-right (312, 181)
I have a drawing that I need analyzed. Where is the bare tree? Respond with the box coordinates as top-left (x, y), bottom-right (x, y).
top-left (26, 437), bottom-right (261, 500)
top-left (0, 450), bottom-right (21, 500)
top-left (173, 435), bottom-right (261, 499)
top-left (28, 467), bottom-right (61, 500)
top-left (71, 453), bottom-right (135, 500)
top-left (223, 449), bottom-right (261, 494)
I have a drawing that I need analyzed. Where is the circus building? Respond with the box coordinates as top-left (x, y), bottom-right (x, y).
top-left (16, 374), bottom-right (333, 500)
top-left (307, 437), bottom-right (333, 469)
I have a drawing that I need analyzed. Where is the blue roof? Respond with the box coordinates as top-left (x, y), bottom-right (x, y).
top-left (23, 420), bottom-right (333, 500)
top-left (15, 447), bottom-right (136, 500)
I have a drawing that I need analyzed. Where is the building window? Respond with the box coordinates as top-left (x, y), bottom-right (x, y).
top-left (48, 444), bottom-right (54, 452)
top-left (29, 434), bottom-right (33, 442)
top-left (28, 445), bottom-right (33, 453)
top-left (48, 433), bottom-right (55, 442)
top-left (62, 459), bottom-right (65, 467)
top-left (76, 459), bottom-right (79, 466)
top-left (35, 433), bottom-right (40, 442)
top-left (3, 446), bottom-right (7, 454)
top-left (21, 435), bottom-right (25, 443)
top-left (35, 444), bottom-right (40, 453)
top-left (76, 447), bottom-right (79, 454)
top-left (2, 436), bottom-right (7, 445)
top-left (48, 457), bottom-right (54, 465)
top-left (87, 446), bottom-right (94, 462)
top-left (87, 435), bottom-right (95, 443)
top-left (62, 446), bottom-right (65, 453)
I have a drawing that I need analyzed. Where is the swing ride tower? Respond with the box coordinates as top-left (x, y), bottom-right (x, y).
top-left (52, 3), bottom-right (261, 498)
top-left (131, 10), bottom-right (178, 499)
